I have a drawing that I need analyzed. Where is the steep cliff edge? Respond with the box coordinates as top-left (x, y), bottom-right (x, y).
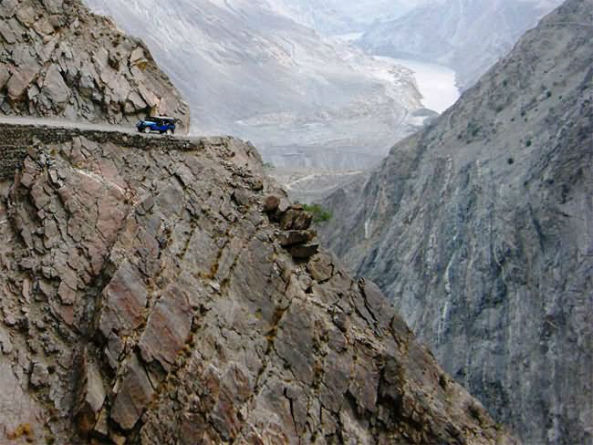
top-left (0, 123), bottom-right (516, 444)
top-left (321, 1), bottom-right (593, 444)
top-left (0, 0), bottom-right (189, 132)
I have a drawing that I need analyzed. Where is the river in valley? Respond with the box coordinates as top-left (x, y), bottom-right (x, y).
top-left (384, 57), bottom-right (460, 113)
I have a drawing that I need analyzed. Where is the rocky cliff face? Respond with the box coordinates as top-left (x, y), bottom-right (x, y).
top-left (0, 123), bottom-right (517, 444)
top-left (321, 1), bottom-right (593, 444)
top-left (0, 0), bottom-right (189, 132)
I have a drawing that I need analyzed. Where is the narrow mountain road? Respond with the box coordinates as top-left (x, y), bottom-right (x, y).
top-left (0, 115), bottom-right (173, 137)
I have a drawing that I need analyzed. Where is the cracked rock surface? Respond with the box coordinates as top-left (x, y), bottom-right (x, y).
top-left (0, 125), bottom-right (516, 444)
top-left (0, 0), bottom-right (189, 132)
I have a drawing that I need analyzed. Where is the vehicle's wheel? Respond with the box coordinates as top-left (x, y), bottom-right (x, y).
top-left (143, 127), bottom-right (151, 134)
top-left (166, 129), bottom-right (173, 135)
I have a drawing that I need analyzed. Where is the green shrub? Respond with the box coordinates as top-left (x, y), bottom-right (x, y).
top-left (302, 204), bottom-right (332, 223)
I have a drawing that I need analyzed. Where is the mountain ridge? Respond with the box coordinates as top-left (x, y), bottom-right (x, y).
top-left (358, 0), bottom-right (563, 89)
top-left (320, 1), bottom-right (593, 443)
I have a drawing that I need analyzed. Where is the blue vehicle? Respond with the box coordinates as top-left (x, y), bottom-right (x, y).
top-left (136, 116), bottom-right (177, 135)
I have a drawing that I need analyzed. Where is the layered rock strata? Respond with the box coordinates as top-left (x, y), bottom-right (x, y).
top-left (0, 122), bottom-right (516, 444)
top-left (0, 0), bottom-right (189, 132)
top-left (321, 1), bottom-right (593, 444)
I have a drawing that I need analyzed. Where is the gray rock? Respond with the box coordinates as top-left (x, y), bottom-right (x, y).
top-left (42, 64), bottom-right (70, 105)
top-left (321, 1), bottom-right (593, 444)
top-left (0, 66), bottom-right (10, 90)
top-left (0, 360), bottom-right (44, 442)
top-left (30, 361), bottom-right (49, 388)
top-left (75, 352), bottom-right (106, 434)
top-left (0, 327), bottom-right (13, 355)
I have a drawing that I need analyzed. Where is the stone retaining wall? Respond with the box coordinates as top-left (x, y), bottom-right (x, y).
top-left (0, 122), bottom-right (231, 180)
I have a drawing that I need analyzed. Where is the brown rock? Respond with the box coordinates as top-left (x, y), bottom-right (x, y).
top-left (280, 208), bottom-right (313, 231)
top-left (307, 253), bottom-right (334, 282)
top-left (278, 230), bottom-right (316, 247)
top-left (0, 19), bottom-right (18, 44)
top-left (57, 280), bottom-right (76, 305)
top-left (99, 261), bottom-right (148, 340)
top-left (288, 243), bottom-right (319, 259)
top-left (139, 285), bottom-right (193, 371)
top-left (111, 355), bottom-right (155, 431)
top-left (7, 66), bottom-right (39, 100)
top-left (263, 195), bottom-right (280, 213)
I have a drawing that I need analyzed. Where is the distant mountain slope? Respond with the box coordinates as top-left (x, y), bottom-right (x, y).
top-left (359, 0), bottom-right (563, 89)
top-left (0, 0), bottom-right (189, 131)
top-left (84, 0), bottom-right (424, 170)
top-left (263, 0), bottom-right (418, 35)
top-left (321, 1), bottom-right (593, 443)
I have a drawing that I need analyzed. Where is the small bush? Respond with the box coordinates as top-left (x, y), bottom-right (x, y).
top-left (302, 204), bottom-right (332, 223)
top-left (467, 121), bottom-right (481, 137)
top-left (525, 139), bottom-right (532, 147)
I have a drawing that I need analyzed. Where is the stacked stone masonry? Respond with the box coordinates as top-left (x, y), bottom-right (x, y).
top-left (0, 122), bottom-right (207, 181)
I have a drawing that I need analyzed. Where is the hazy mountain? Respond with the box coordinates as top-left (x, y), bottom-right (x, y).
top-left (84, 0), bottom-right (425, 170)
top-left (359, 0), bottom-right (563, 89)
top-left (321, 1), bottom-right (593, 443)
top-left (264, 0), bottom-right (422, 35)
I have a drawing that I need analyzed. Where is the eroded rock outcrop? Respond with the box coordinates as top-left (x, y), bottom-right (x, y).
top-left (0, 123), bottom-right (516, 444)
top-left (0, 0), bottom-right (189, 132)
top-left (321, 1), bottom-right (593, 444)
